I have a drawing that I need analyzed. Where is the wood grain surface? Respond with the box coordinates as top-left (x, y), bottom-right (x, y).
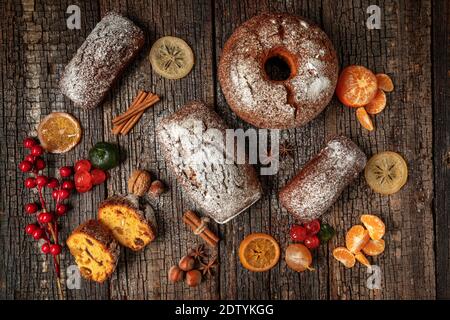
top-left (0, 0), bottom-right (447, 300)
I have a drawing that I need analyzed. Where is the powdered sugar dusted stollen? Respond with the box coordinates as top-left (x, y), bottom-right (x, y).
top-left (279, 136), bottom-right (367, 222)
top-left (156, 101), bottom-right (262, 224)
top-left (60, 12), bottom-right (144, 109)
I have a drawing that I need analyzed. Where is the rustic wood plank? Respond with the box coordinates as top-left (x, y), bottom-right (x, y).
top-left (98, 0), bottom-right (217, 299)
top-left (214, 0), bottom-right (329, 300)
top-left (432, 0), bottom-right (450, 300)
top-left (0, 0), bottom-right (108, 299)
top-left (324, 0), bottom-right (435, 299)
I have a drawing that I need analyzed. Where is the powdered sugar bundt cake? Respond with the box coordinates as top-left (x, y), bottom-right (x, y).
top-left (218, 13), bottom-right (338, 129)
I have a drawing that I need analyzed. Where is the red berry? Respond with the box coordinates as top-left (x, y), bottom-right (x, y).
top-left (25, 203), bottom-right (39, 214)
top-left (30, 145), bottom-right (44, 157)
top-left (34, 157), bottom-right (46, 171)
top-left (24, 154), bottom-right (36, 163)
top-left (23, 137), bottom-right (37, 149)
top-left (32, 228), bottom-right (45, 240)
top-left (24, 177), bottom-right (37, 189)
top-left (35, 175), bottom-right (48, 188)
top-left (52, 189), bottom-right (59, 200)
top-left (41, 243), bottom-right (51, 254)
top-left (59, 166), bottom-right (73, 178)
top-left (19, 160), bottom-right (33, 172)
top-left (74, 159), bottom-right (91, 173)
top-left (37, 212), bottom-right (53, 224)
top-left (290, 224), bottom-right (308, 242)
top-left (75, 170), bottom-right (93, 193)
top-left (90, 169), bottom-right (107, 185)
top-left (25, 223), bottom-right (38, 235)
top-left (47, 178), bottom-right (59, 189)
top-left (58, 188), bottom-right (70, 200)
top-left (304, 219), bottom-right (321, 235)
top-left (304, 235), bottom-right (320, 249)
top-left (61, 180), bottom-right (74, 191)
top-left (49, 244), bottom-right (61, 256)
top-left (56, 203), bottom-right (68, 216)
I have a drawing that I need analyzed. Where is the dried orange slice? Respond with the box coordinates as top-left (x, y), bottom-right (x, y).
top-left (336, 65), bottom-right (378, 107)
top-left (333, 247), bottom-right (356, 268)
top-left (355, 252), bottom-right (371, 267)
top-left (365, 151), bottom-right (408, 195)
top-left (239, 233), bottom-right (280, 272)
top-left (376, 73), bottom-right (394, 92)
top-left (361, 214), bottom-right (385, 240)
top-left (362, 239), bottom-right (385, 256)
top-left (37, 112), bottom-right (82, 153)
top-left (356, 107), bottom-right (374, 131)
top-left (345, 225), bottom-right (370, 253)
top-left (365, 89), bottom-right (386, 114)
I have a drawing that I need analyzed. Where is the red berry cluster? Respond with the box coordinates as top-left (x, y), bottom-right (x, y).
top-left (289, 219), bottom-right (321, 249)
top-left (19, 138), bottom-right (108, 282)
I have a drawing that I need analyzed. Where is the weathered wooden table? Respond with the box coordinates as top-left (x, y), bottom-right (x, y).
top-left (1, 0), bottom-right (449, 300)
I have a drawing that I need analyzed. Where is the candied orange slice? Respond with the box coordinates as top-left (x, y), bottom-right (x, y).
top-left (239, 233), bottom-right (280, 272)
top-left (361, 214), bottom-right (385, 240)
top-left (37, 112), bottom-right (81, 153)
top-left (376, 73), bottom-right (394, 92)
top-left (356, 107), bottom-right (374, 131)
top-left (345, 225), bottom-right (370, 253)
top-left (355, 252), bottom-right (371, 267)
top-left (362, 239), bottom-right (385, 256)
top-left (365, 89), bottom-right (386, 114)
top-left (333, 247), bottom-right (356, 268)
top-left (336, 65), bottom-right (378, 107)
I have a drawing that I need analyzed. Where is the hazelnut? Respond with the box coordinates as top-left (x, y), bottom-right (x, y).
top-left (178, 255), bottom-right (195, 271)
top-left (128, 170), bottom-right (151, 196)
top-left (185, 270), bottom-right (202, 287)
top-left (168, 265), bottom-right (184, 283)
top-left (148, 180), bottom-right (166, 197)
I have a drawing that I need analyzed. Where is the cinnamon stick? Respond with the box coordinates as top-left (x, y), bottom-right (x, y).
top-left (120, 95), bottom-right (160, 135)
top-left (113, 94), bottom-right (158, 124)
top-left (182, 210), bottom-right (219, 247)
top-left (112, 91), bottom-right (147, 134)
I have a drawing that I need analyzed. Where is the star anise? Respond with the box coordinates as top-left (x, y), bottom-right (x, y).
top-left (189, 244), bottom-right (207, 261)
top-left (198, 256), bottom-right (218, 277)
top-left (279, 142), bottom-right (294, 158)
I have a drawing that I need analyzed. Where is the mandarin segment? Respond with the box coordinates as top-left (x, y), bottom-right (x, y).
top-left (362, 239), bottom-right (385, 256)
top-left (336, 65), bottom-right (378, 107)
top-left (333, 247), bottom-right (356, 268)
top-left (239, 233), bottom-right (280, 272)
top-left (345, 225), bottom-right (370, 253)
top-left (376, 73), bottom-right (394, 92)
top-left (365, 89), bottom-right (386, 114)
top-left (356, 107), bottom-right (375, 131)
top-left (355, 252), bottom-right (371, 267)
top-left (361, 214), bottom-right (385, 240)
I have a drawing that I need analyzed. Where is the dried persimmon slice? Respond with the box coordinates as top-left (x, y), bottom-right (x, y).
top-left (238, 233), bottom-right (280, 272)
top-left (37, 112), bottom-right (82, 153)
top-left (336, 65), bottom-right (378, 107)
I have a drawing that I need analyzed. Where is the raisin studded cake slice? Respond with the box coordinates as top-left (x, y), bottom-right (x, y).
top-left (66, 220), bottom-right (120, 283)
top-left (98, 195), bottom-right (156, 251)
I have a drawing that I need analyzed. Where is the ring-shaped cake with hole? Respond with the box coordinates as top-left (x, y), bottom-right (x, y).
top-left (218, 13), bottom-right (339, 129)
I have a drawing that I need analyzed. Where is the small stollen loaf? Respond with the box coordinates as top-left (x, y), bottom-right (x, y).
top-left (156, 101), bottom-right (262, 224)
top-left (66, 219), bottom-right (120, 283)
top-left (60, 12), bottom-right (145, 109)
top-left (279, 136), bottom-right (367, 222)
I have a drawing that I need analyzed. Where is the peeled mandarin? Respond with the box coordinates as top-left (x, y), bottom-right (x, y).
top-left (365, 89), bottom-right (386, 114)
top-left (336, 65), bottom-right (378, 107)
top-left (361, 214), bottom-right (385, 240)
top-left (356, 107), bottom-right (374, 131)
top-left (333, 247), bottom-right (356, 268)
top-left (345, 225), bottom-right (370, 253)
top-left (376, 73), bottom-right (394, 92)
